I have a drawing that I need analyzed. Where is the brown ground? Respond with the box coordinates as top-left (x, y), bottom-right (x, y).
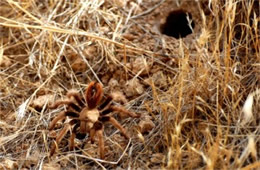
top-left (0, 0), bottom-right (259, 169)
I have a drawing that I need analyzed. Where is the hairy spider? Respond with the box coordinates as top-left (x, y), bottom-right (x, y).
top-left (48, 81), bottom-right (139, 159)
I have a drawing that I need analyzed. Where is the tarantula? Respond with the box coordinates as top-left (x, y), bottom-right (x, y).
top-left (48, 81), bottom-right (139, 159)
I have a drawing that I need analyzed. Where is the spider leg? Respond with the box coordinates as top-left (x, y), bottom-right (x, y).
top-left (84, 122), bottom-right (104, 158)
top-left (101, 105), bottom-right (140, 118)
top-left (96, 129), bottom-right (104, 159)
top-left (93, 122), bottom-right (104, 159)
top-left (49, 100), bottom-right (72, 109)
top-left (99, 116), bottom-right (129, 139)
top-left (49, 99), bottom-right (82, 112)
top-left (49, 111), bottom-right (79, 130)
top-left (67, 91), bottom-right (85, 107)
top-left (79, 112), bottom-right (87, 134)
top-left (69, 123), bottom-right (80, 151)
top-left (50, 120), bottom-right (77, 156)
top-left (89, 128), bottom-right (96, 144)
top-left (98, 96), bottom-right (113, 110)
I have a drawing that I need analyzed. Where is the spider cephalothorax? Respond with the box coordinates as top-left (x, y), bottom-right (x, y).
top-left (48, 81), bottom-right (139, 159)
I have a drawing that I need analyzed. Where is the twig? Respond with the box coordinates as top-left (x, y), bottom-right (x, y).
top-left (68, 138), bottom-right (132, 165)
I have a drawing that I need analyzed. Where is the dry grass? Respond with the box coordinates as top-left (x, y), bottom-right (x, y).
top-left (0, 0), bottom-right (259, 169)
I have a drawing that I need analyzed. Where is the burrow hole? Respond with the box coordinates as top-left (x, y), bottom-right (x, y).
top-left (160, 9), bottom-right (195, 38)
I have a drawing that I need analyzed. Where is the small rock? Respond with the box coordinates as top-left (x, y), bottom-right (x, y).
top-left (123, 33), bottom-right (136, 41)
top-left (125, 78), bottom-right (144, 97)
top-left (101, 74), bottom-right (110, 84)
top-left (144, 71), bottom-right (167, 87)
top-left (108, 78), bottom-right (119, 88)
top-left (132, 57), bottom-right (150, 76)
top-left (111, 91), bottom-right (128, 104)
top-left (116, 0), bottom-right (127, 8)
top-left (84, 46), bottom-right (96, 60)
top-left (0, 55), bottom-right (12, 67)
top-left (2, 159), bottom-right (18, 169)
top-left (42, 163), bottom-right (61, 170)
top-left (31, 94), bottom-right (55, 110)
top-left (138, 119), bottom-right (155, 134)
top-left (71, 57), bottom-right (87, 72)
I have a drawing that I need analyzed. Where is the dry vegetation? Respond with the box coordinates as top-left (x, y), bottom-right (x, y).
top-left (0, 0), bottom-right (259, 169)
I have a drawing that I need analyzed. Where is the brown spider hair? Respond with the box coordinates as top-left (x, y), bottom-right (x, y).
top-left (48, 81), bottom-right (140, 159)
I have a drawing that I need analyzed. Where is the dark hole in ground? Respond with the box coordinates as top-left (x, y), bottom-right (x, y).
top-left (161, 9), bottom-right (195, 38)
